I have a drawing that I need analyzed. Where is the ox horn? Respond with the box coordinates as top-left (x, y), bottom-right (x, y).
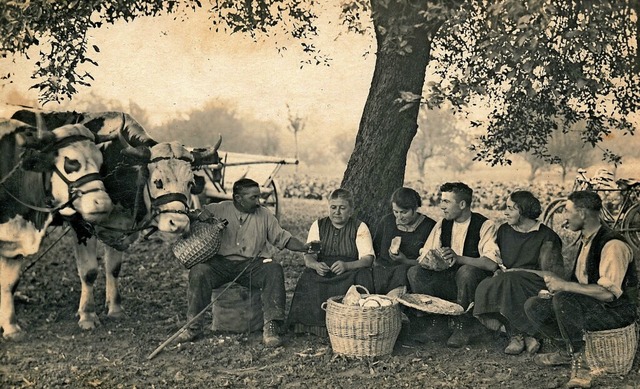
top-left (191, 135), bottom-right (222, 166)
top-left (121, 145), bottom-right (151, 162)
top-left (94, 132), bottom-right (118, 144)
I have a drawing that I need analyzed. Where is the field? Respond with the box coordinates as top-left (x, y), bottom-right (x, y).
top-left (1, 197), bottom-right (639, 389)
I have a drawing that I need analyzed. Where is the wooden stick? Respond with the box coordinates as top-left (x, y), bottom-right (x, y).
top-left (147, 253), bottom-right (260, 360)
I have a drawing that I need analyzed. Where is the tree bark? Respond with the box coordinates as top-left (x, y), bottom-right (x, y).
top-left (341, 2), bottom-right (434, 227)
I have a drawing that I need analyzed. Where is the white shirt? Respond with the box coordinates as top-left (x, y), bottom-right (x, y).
top-left (420, 216), bottom-right (500, 263)
top-left (575, 227), bottom-right (633, 298)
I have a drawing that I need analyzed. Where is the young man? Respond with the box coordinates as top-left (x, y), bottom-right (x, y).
top-left (407, 182), bottom-right (500, 347)
top-left (178, 178), bottom-right (311, 347)
top-left (524, 191), bottom-right (637, 388)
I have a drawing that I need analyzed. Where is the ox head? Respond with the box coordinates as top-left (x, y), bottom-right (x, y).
top-left (121, 137), bottom-right (221, 234)
top-left (18, 123), bottom-right (113, 222)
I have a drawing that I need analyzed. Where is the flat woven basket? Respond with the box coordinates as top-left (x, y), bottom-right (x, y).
top-left (323, 294), bottom-right (402, 357)
top-left (396, 293), bottom-right (465, 316)
top-left (172, 218), bottom-right (227, 269)
top-left (585, 322), bottom-right (638, 376)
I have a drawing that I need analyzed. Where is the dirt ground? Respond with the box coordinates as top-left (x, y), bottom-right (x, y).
top-left (1, 199), bottom-right (639, 389)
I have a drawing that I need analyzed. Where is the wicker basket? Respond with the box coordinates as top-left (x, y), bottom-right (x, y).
top-left (323, 292), bottom-right (402, 357)
top-left (171, 218), bottom-right (227, 269)
top-left (585, 322), bottom-right (637, 375)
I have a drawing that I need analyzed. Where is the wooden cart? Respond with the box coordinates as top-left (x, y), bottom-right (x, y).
top-left (191, 151), bottom-right (298, 219)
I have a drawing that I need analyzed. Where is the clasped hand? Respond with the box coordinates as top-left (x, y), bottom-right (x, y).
top-left (439, 247), bottom-right (458, 263)
top-left (543, 274), bottom-right (566, 294)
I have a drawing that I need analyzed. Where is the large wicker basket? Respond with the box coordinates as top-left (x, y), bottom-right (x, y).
top-left (323, 293), bottom-right (402, 357)
top-left (172, 218), bottom-right (227, 269)
top-left (585, 322), bottom-right (638, 376)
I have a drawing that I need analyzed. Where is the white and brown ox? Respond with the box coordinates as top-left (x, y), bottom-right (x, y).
top-left (0, 119), bottom-right (113, 339)
top-left (12, 110), bottom-right (220, 330)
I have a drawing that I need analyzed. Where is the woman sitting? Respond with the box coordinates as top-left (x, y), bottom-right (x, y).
top-left (372, 187), bottom-right (436, 293)
top-left (473, 190), bottom-right (564, 355)
top-left (287, 188), bottom-right (375, 336)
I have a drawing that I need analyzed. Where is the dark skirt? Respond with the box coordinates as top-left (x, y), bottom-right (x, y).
top-left (371, 264), bottom-right (411, 294)
top-left (473, 270), bottom-right (546, 335)
top-left (287, 258), bottom-right (374, 330)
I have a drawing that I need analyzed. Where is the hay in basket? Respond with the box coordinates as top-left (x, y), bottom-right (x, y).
top-left (585, 322), bottom-right (637, 376)
top-left (322, 286), bottom-right (402, 357)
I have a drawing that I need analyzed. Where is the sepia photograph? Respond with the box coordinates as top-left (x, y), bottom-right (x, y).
top-left (1, 1), bottom-right (640, 388)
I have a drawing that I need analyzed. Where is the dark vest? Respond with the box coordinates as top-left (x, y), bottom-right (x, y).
top-left (571, 226), bottom-right (638, 301)
top-left (318, 216), bottom-right (361, 262)
top-left (440, 212), bottom-right (488, 258)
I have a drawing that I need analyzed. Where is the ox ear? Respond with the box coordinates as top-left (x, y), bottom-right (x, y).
top-left (21, 150), bottom-right (55, 172)
top-left (121, 146), bottom-right (151, 163)
top-left (16, 127), bottom-right (56, 150)
top-left (191, 175), bottom-right (205, 195)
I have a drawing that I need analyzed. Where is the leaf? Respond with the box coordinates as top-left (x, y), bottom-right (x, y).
top-left (92, 45), bottom-right (100, 53)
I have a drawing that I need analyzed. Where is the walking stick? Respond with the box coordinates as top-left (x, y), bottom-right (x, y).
top-left (147, 253), bottom-right (261, 360)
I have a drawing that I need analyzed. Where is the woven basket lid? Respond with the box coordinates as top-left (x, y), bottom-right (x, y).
top-left (397, 294), bottom-right (464, 315)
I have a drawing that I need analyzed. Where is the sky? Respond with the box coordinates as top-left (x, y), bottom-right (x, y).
top-left (0, 5), bottom-right (376, 132)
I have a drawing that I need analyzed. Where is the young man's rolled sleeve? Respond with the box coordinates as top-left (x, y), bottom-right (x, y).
top-left (597, 240), bottom-right (633, 299)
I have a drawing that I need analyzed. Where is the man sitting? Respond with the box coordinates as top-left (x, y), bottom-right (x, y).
top-left (525, 191), bottom-right (637, 388)
top-left (407, 182), bottom-right (499, 347)
top-left (178, 178), bottom-right (311, 347)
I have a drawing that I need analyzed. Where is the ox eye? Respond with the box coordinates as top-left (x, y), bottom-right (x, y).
top-left (154, 179), bottom-right (164, 189)
top-left (64, 157), bottom-right (81, 174)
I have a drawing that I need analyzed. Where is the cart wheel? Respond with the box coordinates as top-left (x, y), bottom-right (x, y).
top-left (622, 203), bottom-right (640, 253)
top-left (261, 180), bottom-right (279, 219)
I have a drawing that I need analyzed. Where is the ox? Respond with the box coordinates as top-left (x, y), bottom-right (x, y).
top-left (12, 110), bottom-right (220, 330)
top-left (0, 119), bottom-right (113, 339)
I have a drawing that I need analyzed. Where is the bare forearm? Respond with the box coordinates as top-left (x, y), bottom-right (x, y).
top-left (286, 237), bottom-right (307, 252)
top-left (560, 282), bottom-right (616, 302)
top-left (457, 255), bottom-right (498, 272)
top-left (345, 255), bottom-right (373, 270)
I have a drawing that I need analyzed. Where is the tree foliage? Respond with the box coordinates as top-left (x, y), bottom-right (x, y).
top-left (2, 0), bottom-right (639, 225)
top-left (426, 0), bottom-right (639, 166)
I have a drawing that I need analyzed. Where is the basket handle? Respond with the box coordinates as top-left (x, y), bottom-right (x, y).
top-left (321, 302), bottom-right (328, 311)
top-left (354, 285), bottom-right (370, 296)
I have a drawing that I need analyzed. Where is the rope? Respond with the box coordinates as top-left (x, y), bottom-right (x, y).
top-left (20, 226), bottom-right (72, 276)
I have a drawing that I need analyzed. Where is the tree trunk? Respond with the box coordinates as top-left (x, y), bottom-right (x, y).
top-left (341, 2), bottom-right (434, 227)
top-left (416, 155), bottom-right (426, 177)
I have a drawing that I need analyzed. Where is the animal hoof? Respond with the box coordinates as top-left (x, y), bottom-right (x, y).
top-left (107, 310), bottom-right (126, 320)
top-left (3, 330), bottom-right (25, 341)
top-left (78, 320), bottom-right (99, 330)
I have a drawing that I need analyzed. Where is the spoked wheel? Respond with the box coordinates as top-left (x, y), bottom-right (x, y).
top-left (543, 199), bottom-right (580, 267)
top-left (260, 180), bottom-right (279, 219)
top-left (541, 198), bottom-right (567, 224)
top-left (622, 203), bottom-right (640, 253)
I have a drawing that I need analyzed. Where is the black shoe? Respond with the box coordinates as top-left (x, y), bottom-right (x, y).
top-left (263, 321), bottom-right (283, 347)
